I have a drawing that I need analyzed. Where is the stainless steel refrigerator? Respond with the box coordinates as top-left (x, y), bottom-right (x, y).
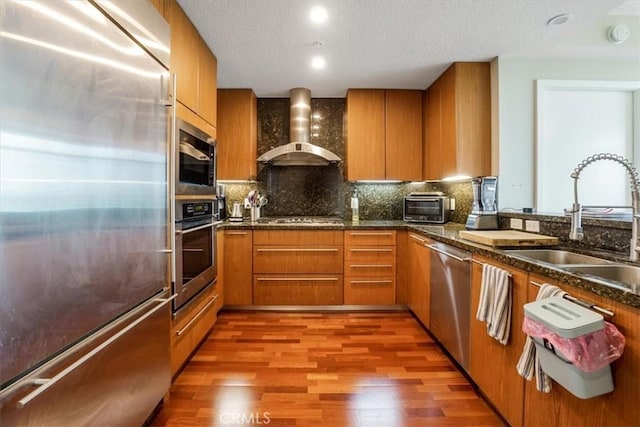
top-left (0, 1), bottom-right (173, 424)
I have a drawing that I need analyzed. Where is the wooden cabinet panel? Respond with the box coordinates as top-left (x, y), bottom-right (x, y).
top-left (385, 90), bottom-right (423, 180)
top-left (469, 255), bottom-right (526, 427)
top-left (149, 0), bottom-right (165, 17)
top-left (395, 231), bottom-right (411, 305)
top-left (166, 0), bottom-right (199, 111)
top-left (254, 230), bottom-right (343, 246)
top-left (345, 89), bottom-right (422, 181)
top-left (423, 62), bottom-right (490, 180)
top-left (523, 274), bottom-right (640, 427)
top-left (177, 96), bottom-right (216, 139)
top-left (223, 230), bottom-right (252, 305)
top-left (198, 44), bottom-right (218, 127)
top-left (344, 230), bottom-right (396, 246)
top-left (408, 233), bottom-right (430, 326)
top-left (253, 276), bottom-right (343, 305)
top-left (423, 87), bottom-right (441, 180)
top-left (217, 89), bottom-right (257, 180)
top-left (344, 230), bottom-right (396, 305)
top-left (344, 277), bottom-right (396, 305)
top-left (253, 246), bottom-right (343, 274)
top-left (170, 282), bottom-right (221, 376)
top-left (345, 89), bottom-right (386, 180)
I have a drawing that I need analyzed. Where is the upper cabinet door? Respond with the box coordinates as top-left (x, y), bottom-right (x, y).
top-left (166, 0), bottom-right (199, 111)
top-left (345, 89), bottom-right (386, 181)
top-left (198, 42), bottom-right (218, 127)
top-left (423, 62), bottom-right (491, 180)
top-left (217, 89), bottom-right (257, 180)
top-left (385, 90), bottom-right (423, 181)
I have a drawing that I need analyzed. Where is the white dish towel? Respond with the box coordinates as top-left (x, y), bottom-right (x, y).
top-left (476, 263), bottom-right (512, 345)
top-left (516, 283), bottom-right (568, 393)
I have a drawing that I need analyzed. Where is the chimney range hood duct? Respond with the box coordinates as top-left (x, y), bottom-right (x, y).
top-left (257, 88), bottom-right (342, 166)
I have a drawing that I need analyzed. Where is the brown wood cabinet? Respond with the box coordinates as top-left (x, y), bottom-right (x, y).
top-left (423, 62), bottom-right (490, 180)
top-left (523, 274), bottom-right (640, 427)
top-left (395, 231), bottom-right (410, 305)
top-left (345, 89), bottom-right (422, 181)
top-left (165, 0), bottom-right (217, 127)
top-left (407, 233), bottom-right (430, 327)
top-left (253, 230), bottom-right (344, 305)
top-left (344, 230), bottom-right (397, 305)
top-left (223, 230), bottom-right (252, 305)
top-left (217, 89), bottom-right (257, 180)
top-left (469, 254), bottom-right (526, 427)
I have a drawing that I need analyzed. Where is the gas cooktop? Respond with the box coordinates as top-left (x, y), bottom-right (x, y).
top-left (256, 216), bottom-right (344, 225)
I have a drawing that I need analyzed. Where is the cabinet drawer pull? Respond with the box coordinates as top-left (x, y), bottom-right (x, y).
top-left (226, 232), bottom-right (248, 235)
top-left (349, 264), bottom-right (393, 268)
top-left (349, 232), bottom-right (394, 236)
top-left (350, 280), bottom-right (393, 284)
top-left (349, 248), bottom-right (393, 252)
top-left (176, 294), bottom-right (219, 337)
top-left (256, 277), bottom-right (339, 282)
top-left (409, 234), bottom-right (426, 244)
top-left (256, 248), bottom-right (339, 252)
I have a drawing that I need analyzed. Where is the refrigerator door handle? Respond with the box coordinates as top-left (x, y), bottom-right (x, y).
top-left (15, 294), bottom-right (177, 409)
top-left (169, 73), bottom-right (177, 283)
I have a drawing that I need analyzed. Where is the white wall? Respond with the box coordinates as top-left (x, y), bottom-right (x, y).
top-left (496, 57), bottom-right (640, 211)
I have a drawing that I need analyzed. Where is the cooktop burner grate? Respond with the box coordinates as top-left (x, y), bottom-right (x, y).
top-left (257, 216), bottom-right (344, 225)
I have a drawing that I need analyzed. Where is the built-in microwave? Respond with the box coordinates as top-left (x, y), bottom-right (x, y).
top-left (403, 192), bottom-right (450, 223)
top-left (175, 118), bottom-right (216, 196)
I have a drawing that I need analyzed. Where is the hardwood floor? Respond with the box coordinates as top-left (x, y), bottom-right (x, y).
top-left (151, 311), bottom-right (504, 427)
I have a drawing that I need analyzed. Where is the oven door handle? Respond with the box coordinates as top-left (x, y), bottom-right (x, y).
top-left (177, 221), bottom-right (221, 235)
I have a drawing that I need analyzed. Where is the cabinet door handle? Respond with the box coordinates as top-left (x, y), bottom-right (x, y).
top-left (349, 248), bottom-right (393, 252)
top-left (256, 248), bottom-right (339, 252)
top-left (176, 294), bottom-right (219, 337)
top-left (349, 232), bottom-right (394, 236)
top-left (348, 264), bottom-right (393, 268)
top-left (256, 277), bottom-right (339, 282)
top-left (226, 231), bottom-right (248, 236)
top-left (349, 280), bottom-right (393, 284)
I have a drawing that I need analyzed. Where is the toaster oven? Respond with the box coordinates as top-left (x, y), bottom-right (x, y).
top-left (403, 192), bottom-right (450, 223)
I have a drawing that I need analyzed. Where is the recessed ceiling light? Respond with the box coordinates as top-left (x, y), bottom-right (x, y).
top-left (547, 13), bottom-right (573, 26)
top-left (311, 55), bottom-right (326, 69)
top-left (310, 6), bottom-right (328, 24)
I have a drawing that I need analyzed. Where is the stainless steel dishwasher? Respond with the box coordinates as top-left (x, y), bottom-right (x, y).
top-left (428, 241), bottom-right (472, 370)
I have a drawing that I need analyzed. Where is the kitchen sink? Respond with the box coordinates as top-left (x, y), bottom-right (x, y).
top-left (563, 265), bottom-right (640, 294)
top-left (505, 249), bottom-right (613, 266)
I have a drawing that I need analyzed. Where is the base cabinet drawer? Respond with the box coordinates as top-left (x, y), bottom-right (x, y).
top-left (345, 230), bottom-right (396, 246)
top-left (344, 277), bottom-right (396, 304)
top-left (253, 247), bottom-right (343, 274)
top-left (170, 284), bottom-right (221, 376)
top-left (253, 275), bottom-right (343, 305)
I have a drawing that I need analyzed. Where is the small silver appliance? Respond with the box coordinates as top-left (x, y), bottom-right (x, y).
top-left (466, 176), bottom-right (499, 230)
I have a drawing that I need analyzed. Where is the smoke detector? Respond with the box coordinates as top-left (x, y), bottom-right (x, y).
top-left (607, 25), bottom-right (630, 44)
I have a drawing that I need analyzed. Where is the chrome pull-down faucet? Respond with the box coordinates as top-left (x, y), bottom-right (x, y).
top-left (569, 153), bottom-right (640, 262)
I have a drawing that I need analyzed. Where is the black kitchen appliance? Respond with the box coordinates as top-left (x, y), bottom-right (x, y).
top-left (175, 118), bottom-right (216, 196)
top-left (404, 192), bottom-right (450, 223)
top-left (216, 184), bottom-right (226, 221)
top-left (466, 176), bottom-right (499, 230)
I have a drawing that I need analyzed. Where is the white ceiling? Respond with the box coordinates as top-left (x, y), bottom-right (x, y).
top-left (177, 0), bottom-right (640, 97)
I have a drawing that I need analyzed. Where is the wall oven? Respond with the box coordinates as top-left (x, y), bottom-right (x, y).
top-left (174, 199), bottom-right (220, 313)
top-left (175, 118), bottom-right (216, 196)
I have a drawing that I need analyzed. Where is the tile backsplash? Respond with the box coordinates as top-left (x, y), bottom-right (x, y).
top-left (221, 97), bottom-right (474, 222)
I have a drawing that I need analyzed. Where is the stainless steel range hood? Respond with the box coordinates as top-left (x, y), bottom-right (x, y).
top-left (257, 88), bottom-right (341, 166)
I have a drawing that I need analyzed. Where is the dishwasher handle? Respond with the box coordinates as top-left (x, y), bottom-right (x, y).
top-left (427, 244), bottom-right (471, 262)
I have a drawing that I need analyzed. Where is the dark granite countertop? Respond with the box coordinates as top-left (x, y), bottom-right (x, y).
top-left (219, 220), bottom-right (640, 309)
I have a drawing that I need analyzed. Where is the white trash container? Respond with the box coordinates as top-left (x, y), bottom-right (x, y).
top-left (524, 297), bottom-right (614, 399)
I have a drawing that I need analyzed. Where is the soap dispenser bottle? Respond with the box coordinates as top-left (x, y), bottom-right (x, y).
top-left (351, 190), bottom-right (359, 222)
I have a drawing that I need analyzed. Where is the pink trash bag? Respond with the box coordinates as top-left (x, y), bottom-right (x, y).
top-left (523, 317), bottom-right (626, 372)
